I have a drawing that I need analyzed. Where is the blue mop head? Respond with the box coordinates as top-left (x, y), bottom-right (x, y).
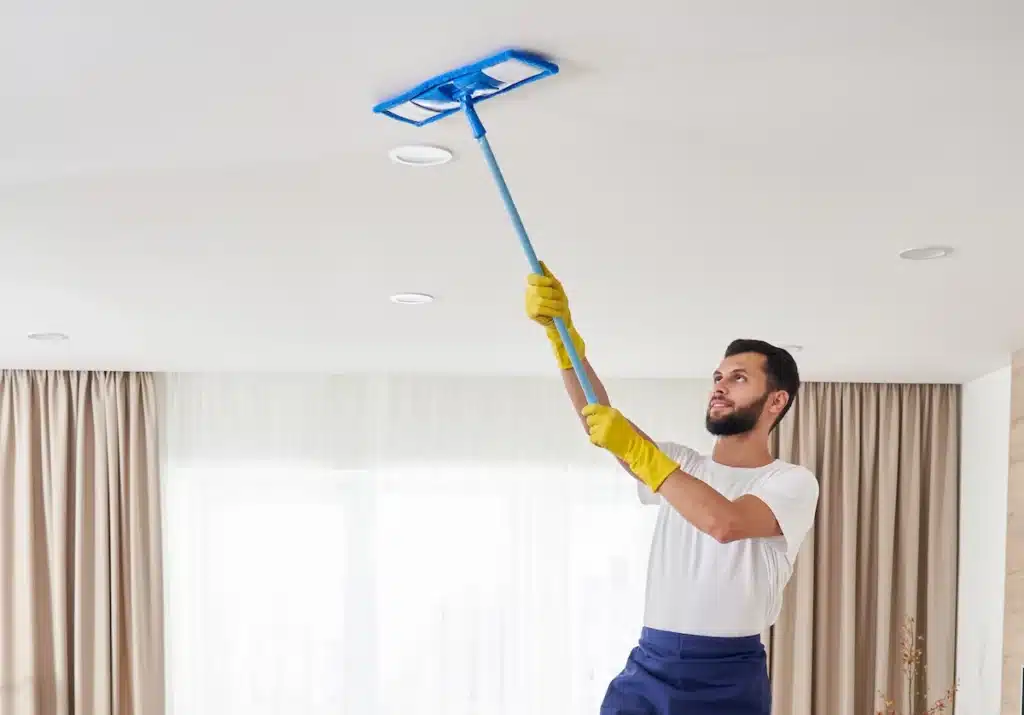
top-left (373, 49), bottom-right (559, 127)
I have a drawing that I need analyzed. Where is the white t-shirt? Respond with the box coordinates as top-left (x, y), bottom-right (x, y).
top-left (638, 441), bottom-right (819, 637)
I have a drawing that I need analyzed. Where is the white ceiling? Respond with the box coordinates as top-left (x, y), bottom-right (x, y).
top-left (2, 0), bottom-right (1022, 382)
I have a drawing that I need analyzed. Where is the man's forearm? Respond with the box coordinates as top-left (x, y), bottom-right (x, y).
top-left (656, 470), bottom-right (739, 543)
top-left (655, 471), bottom-right (783, 544)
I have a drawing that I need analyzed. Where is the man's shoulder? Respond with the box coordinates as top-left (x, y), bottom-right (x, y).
top-left (776, 460), bottom-right (818, 481)
top-left (758, 459), bottom-right (819, 496)
top-left (770, 458), bottom-right (814, 475)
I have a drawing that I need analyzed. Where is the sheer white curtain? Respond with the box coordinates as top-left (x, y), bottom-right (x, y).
top-left (159, 372), bottom-right (711, 715)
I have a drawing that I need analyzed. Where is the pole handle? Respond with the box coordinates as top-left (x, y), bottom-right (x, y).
top-left (461, 100), bottom-right (599, 405)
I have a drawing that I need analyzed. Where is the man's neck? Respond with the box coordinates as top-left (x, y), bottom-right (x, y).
top-left (710, 431), bottom-right (774, 468)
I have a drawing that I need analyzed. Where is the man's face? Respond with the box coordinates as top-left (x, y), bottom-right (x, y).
top-left (705, 352), bottom-right (777, 436)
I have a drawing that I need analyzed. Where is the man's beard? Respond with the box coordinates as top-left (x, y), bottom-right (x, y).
top-left (705, 392), bottom-right (770, 437)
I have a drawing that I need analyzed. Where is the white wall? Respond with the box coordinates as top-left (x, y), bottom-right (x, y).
top-left (957, 366), bottom-right (1012, 715)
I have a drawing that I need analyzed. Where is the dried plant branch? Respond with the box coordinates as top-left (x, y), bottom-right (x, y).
top-left (876, 615), bottom-right (958, 715)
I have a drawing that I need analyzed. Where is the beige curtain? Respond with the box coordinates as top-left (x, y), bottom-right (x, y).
top-left (764, 382), bottom-right (959, 715)
top-left (0, 371), bottom-right (164, 715)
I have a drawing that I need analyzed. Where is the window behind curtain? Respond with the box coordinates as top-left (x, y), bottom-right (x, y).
top-left (164, 463), bottom-right (656, 715)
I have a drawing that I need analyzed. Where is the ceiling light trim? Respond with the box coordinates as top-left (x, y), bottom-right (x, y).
top-left (389, 292), bottom-right (435, 305)
top-left (387, 145), bottom-right (454, 167)
top-left (898, 245), bottom-right (954, 261)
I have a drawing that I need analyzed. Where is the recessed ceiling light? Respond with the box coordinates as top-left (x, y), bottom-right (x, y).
top-left (388, 145), bottom-right (454, 167)
top-left (390, 292), bottom-right (435, 305)
top-left (28, 332), bottom-right (69, 342)
top-left (898, 245), bottom-right (954, 261)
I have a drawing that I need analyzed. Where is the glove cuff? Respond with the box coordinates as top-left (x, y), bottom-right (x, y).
top-left (626, 440), bottom-right (680, 492)
top-left (547, 325), bottom-right (586, 371)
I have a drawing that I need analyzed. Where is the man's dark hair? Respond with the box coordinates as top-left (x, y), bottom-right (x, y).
top-left (724, 339), bottom-right (801, 427)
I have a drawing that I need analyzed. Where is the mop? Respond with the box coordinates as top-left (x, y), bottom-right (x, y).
top-left (373, 49), bottom-right (598, 405)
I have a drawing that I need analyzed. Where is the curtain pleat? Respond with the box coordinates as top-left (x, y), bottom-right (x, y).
top-left (767, 382), bottom-right (959, 715)
top-left (0, 370), bottom-right (164, 715)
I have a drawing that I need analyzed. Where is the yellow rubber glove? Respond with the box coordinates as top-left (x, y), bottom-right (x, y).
top-left (525, 263), bottom-right (586, 371)
top-left (581, 405), bottom-right (679, 492)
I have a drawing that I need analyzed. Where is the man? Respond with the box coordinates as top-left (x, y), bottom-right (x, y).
top-left (525, 265), bottom-right (819, 715)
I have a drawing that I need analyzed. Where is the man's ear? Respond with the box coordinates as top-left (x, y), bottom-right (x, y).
top-left (769, 390), bottom-right (790, 416)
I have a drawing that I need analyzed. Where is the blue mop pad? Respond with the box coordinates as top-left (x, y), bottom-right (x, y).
top-left (373, 49), bottom-right (598, 405)
top-left (373, 49), bottom-right (558, 127)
